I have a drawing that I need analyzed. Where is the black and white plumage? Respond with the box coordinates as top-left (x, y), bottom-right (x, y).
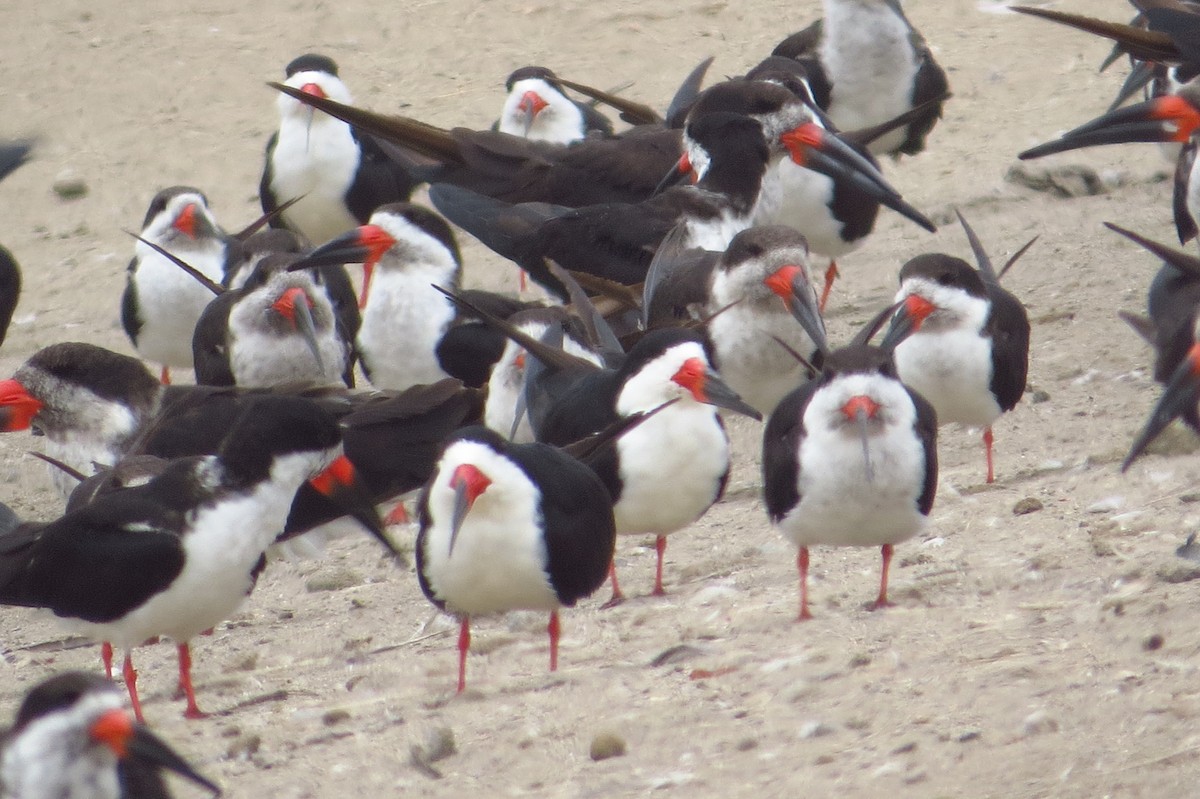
top-left (259, 54), bottom-right (417, 246)
top-left (771, 0), bottom-right (949, 158)
top-left (295, 203), bottom-right (519, 390)
top-left (192, 254), bottom-right (353, 388)
top-left (121, 188), bottom-right (235, 383)
top-left (763, 342), bottom-right (937, 620)
top-left (0, 395), bottom-right (382, 720)
top-left (496, 66), bottom-right (613, 143)
top-left (525, 327), bottom-right (761, 602)
top-left (886, 217), bottom-right (1031, 484)
top-left (0, 672), bottom-right (218, 799)
top-left (416, 426), bottom-right (615, 693)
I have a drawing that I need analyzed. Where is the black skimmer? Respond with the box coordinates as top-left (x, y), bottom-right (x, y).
top-left (442, 296), bottom-right (762, 603)
top-left (222, 227), bottom-right (305, 289)
top-left (884, 213), bottom-right (1033, 484)
top-left (121, 187), bottom-right (237, 384)
top-left (496, 66), bottom-right (613, 143)
top-left (770, 0), bottom-right (949, 158)
top-left (415, 425), bottom-right (616, 692)
top-left (259, 54), bottom-right (417, 246)
top-left (1, 672), bottom-right (219, 799)
top-left (427, 111), bottom-right (775, 299)
top-left (644, 224), bottom-right (826, 415)
top-left (0, 245), bottom-right (21, 350)
top-left (293, 203), bottom-right (540, 389)
top-left (0, 394), bottom-right (386, 720)
top-left (191, 253), bottom-right (353, 388)
top-left (0, 342), bottom-right (480, 544)
top-left (762, 307), bottom-right (937, 620)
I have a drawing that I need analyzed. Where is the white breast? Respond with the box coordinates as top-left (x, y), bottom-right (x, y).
top-left (820, 0), bottom-right (919, 154)
top-left (707, 296), bottom-right (816, 416)
top-left (358, 268), bottom-right (456, 390)
top-left (778, 373), bottom-right (928, 547)
top-left (421, 442), bottom-right (559, 615)
top-left (271, 116), bottom-right (362, 245)
top-left (130, 239), bottom-right (227, 368)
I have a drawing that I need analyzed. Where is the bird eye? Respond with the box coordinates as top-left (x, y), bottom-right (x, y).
top-left (937, 273), bottom-right (954, 286)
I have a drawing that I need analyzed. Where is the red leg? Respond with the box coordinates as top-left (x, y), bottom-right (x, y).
top-left (457, 617), bottom-right (470, 694)
top-left (819, 261), bottom-right (839, 313)
top-left (101, 642), bottom-right (114, 680)
top-left (385, 501), bottom-right (410, 526)
top-left (651, 535), bottom-right (667, 596)
top-left (600, 561), bottom-right (625, 609)
top-left (159, 365), bottom-right (171, 385)
top-left (122, 654), bottom-right (145, 723)
top-left (871, 544), bottom-right (896, 610)
top-left (177, 643), bottom-right (207, 719)
top-left (547, 611), bottom-right (560, 672)
top-left (797, 547), bottom-right (813, 621)
top-left (519, 269), bottom-right (528, 293)
top-left (983, 427), bottom-right (995, 484)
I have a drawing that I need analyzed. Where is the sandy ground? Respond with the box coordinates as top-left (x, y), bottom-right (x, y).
top-left (3, 0), bottom-right (1200, 796)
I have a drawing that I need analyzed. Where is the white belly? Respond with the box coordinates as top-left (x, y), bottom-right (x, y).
top-left (894, 330), bottom-right (1000, 428)
top-left (130, 246), bottom-right (226, 369)
top-left (613, 403), bottom-right (729, 535)
top-left (358, 277), bottom-right (455, 390)
top-left (754, 161), bottom-right (858, 257)
top-left (271, 119), bottom-right (362, 244)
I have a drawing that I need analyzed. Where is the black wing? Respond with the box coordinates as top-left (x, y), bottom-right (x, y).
top-left (509, 443), bottom-right (615, 606)
top-left (905, 387), bottom-right (939, 516)
top-left (985, 286), bottom-right (1031, 412)
top-left (1174, 140), bottom-right (1199, 244)
top-left (191, 293), bottom-right (237, 386)
top-left (761, 381), bottom-right (817, 522)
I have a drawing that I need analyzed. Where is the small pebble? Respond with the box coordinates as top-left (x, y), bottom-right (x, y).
top-left (1021, 709), bottom-right (1059, 737)
top-left (52, 173), bottom-right (88, 200)
top-left (1156, 563), bottom-right (1200, 584)
top-left (1012, 497), bottom-right (1043, 515)
top-left (957, 729), bottom-right (982, 743)
top-left (589, 731), bottom-right (627, 761)
top-left (1029, 389), bottom-right (1051, 404)
top-left (1143, 634), bottom-right (1165, 651)
top-left (735, 737), bottom-right (758, 752)
top-left (226, 733), bottom-right (261, 760)
top-left (800, 721), bottom-right (833, 739)
top-left (322, 709), bottom-right (351, 726)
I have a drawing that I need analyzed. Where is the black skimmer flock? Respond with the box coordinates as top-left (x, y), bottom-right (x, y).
top-left (122, 188), bottom-right (236, 385)
top-left (770, 0), bottom-right (949, 158)
top-left (442, 290), bottom-right (761, 604)
top-left (884, 213), bottom-right (1033, 484)
top-left (416, 425), bottom-right (617, 692)
top-left (0, 672), bottom-right (219, 799)
top-left (0, 395), bottom-right (386, 720)
top-left (763, 307), bottom-right (937, 620)
top-left (260, 54), bottom-right (417, 246)
top-left (496, 66), bottom-right (613, 143)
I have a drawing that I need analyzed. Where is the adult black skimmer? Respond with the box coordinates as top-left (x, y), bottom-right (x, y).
top-left (762, 308), bottom-right (937, 620)
top-left (428, 111), bottom-right (774, 298)
top-left (416, 425), bottom-right (616, 692)
top-left (121, 187), bottom-right (237, 384)
top-left (293, 202), bottom-right (527, 389)
top-left (0, 342), bottom-right (480, 545)
top-left (0, 395), bottom-right (385, 720)
top-left (259, 54), bottom-right (417, 246)
top-left (644, 224), bottom-right (826, 415)
top-left (884, 213), bottom-right (1033, 484)
top-left (0, 671), bottom-right (219, 799)
top-left (443, 297), bottom-right (762, 603)
top-left (496, 66), bottom-right (613, 143)
top-left (770, 0), bottom-right (949, 158)
top-left (192, 253), bottom-right (353, 388)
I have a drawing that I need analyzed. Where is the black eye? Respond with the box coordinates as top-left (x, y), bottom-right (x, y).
top-left (937, 273), bottom-right (954, 286)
